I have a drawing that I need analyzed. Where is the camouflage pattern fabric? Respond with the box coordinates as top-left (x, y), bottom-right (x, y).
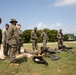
top-left (2, 28), bottom-right (9, 56)
top-left (57, 32), bottom-right (64, 48)
top-left (31, 30), bottom-right (38, 50)
top-left (17, 29), bottom-right (23, 54)
top-left (41, 32), bottom-right (48, 48)
top-left (8, 24), bottom-right (19, 63)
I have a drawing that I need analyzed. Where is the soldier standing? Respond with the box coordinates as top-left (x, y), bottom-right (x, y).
top-left (8, 19), bottom-right (19, 66)
top-left (57, 29), bottom-right (64, 49)
top-left (2, 24), bottom-right (9, 57)
top-left (17, 24), bottom-right (23, 54)
top-left (31, 27), bottom-right (38, 51)
top-left (41, 28), bottom-right (48, 49)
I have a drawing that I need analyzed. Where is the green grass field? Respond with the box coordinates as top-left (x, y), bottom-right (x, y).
top-left (0, 41), bottom-right (76, 75)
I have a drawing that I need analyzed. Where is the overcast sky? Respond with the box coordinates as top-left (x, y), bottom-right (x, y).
top-left (0, 0), bottom-right (76, 35)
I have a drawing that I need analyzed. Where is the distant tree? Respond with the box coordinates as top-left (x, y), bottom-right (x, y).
top-left (22, 29), bottom-right (74, 43)
top-left (22, 30), bottom-right (32, 43)
top-left (63, 34), bottom-right (68, 41)
top-left (37, 30), bottom-right (43, 43)
top-left (47, 29), bottom-right (58, 42)
top-left (74, 36), bottom-right (76, 41)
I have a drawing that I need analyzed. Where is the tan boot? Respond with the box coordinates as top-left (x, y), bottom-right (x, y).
top-left (10, 63), bottom-right (19, 66)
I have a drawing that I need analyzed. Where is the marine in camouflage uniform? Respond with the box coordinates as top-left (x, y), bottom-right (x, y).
top-left (17, 24), bottom-right (23, 54)
top-left (41, 28), bottom-right (48, 49)
top-left (8, 19), bottom-right (19, 66)
top-left (2, 24), bottom-right (9, 57)
top-left (57, 29), bottom-right (64, 49)
top-left (31, 27), bottom-right (38, 51)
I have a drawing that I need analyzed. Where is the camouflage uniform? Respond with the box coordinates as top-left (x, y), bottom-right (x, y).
top-left (41, 29), bottom-right (48, 48)
top-left (2, 24), bottom-right (9, 56)
top-left (17, 28), bottom-right (23, 54)
top-left (31, 27), bottom-right (38, 50)
top-left (57, 29), bottom-right (64, 49)
top-left (8, 19), bottom-right (19, 63)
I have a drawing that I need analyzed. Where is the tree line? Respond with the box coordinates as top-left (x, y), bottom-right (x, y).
top-left (22, 29), bottom-right (73, 43)
top-left (0, 29), bottom-right (75, 43)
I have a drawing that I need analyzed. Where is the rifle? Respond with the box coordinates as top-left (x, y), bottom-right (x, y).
top-left (63, 46), bottom-right (74, 54)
